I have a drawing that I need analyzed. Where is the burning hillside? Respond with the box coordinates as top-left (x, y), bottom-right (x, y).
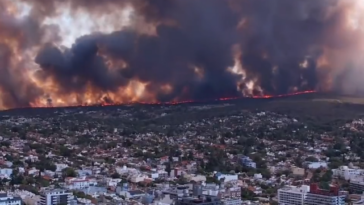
top-left (0, 0), bottom-right (363, 109)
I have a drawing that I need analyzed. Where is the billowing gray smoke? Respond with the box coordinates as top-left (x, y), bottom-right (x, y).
top-left (0, 0), bottom-right (362, 108)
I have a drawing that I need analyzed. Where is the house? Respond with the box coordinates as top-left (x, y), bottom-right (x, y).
top-left (78, 186), bottom-right (107, 198)
top-left (55, 163), bottom-right (68, 172)
top-left (0, 168), bottom-right (12, 179)
top-left (241, 156), bottom-right (256, 169)
top-left (129, 174), bottom-right (148, 183)
top-left (160, 156), bottom-right (169, 164)
top-left (106, 178), bottom-right (121, 187)
top-left (216, 173), bottom-right (238, 182)
top-left (27, 168), bottom-right (39, 176)
top-left (118, 190), bottom-right (145, 199)
top-left (254, 174), bottom-right (263, 180)
top-left (189, 175), bottom-right (207, 182)
top-left (307, 161), bottom-right (328, 169)
top-left (77, 169), bottom-right (92, 177)
top-left (65, 176), bottom-right (97, 190)
top-left (291, 166), bottom-right (305, 176)
top-left (158, 170), bottom-right (168, 179)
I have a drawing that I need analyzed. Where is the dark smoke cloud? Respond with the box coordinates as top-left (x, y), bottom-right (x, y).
top-left (35, 0), bottom-right (242, 101)
top-left (0, 7), bottom-right (47, 108)
top-left (0, 0), bottom-right (361, 108)
top-left (236, 0), bottom-right (339, 93)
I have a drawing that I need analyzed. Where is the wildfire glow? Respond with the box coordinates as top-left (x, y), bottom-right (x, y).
top-left (0, 0), bottom-right (362, 110)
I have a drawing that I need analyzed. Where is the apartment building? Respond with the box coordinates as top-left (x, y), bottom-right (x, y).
top-left (0, 193), bottom-right (22, 205)
top-left (304, 184), bottom-right (345, 205)
top-left (350, 180), bottom-right (364, 194)
top-left (277, 185), bottom-right (310, 205)
top-left (332, 166), bottom-right (363, 180)
top-left (38, 189), bottom-right (75, 205)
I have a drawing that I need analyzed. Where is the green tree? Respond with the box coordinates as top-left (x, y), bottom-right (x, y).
top-left (62, 167), bottom-right (77, 178)
top-left (320, 170), bottom-right (333, 182)
top-left (0, 141), bottom-right (11, 147)
top-left (59, 146), bottom-right (72, 157)
top-left (111, 172), bottom-right (120, 179)
top-left (305, 156), bottom-right (318, 162)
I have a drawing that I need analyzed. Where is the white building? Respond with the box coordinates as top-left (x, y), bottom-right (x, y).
top-left (116, 165), bottom-right (137, 175)
top-left (332, 166), bottom-right (363, 180)
top-left (190, 174), bottom-right (207, 182)
top-left (254, 173), bottom-right (263, 180)
top-left (65, 176), bottom-right (97, 190)
top-left (0, 193), bottom-right (22, 205)
top-left (129, 174), bottom-right (148, 183)
top-left (304, 184), bottom-right (345, 205)
top-left (278, 185), bottom-right (310, 205)
top-left (216, 173), bottom-right (238, 182)
top-left (38, 189), bottom-right (74, 205)
top-left (150, 170), bottom-right (169, 179)
top-left (307, 161), bottom-right (328, 169)
top-left (12, 190), bottom-right (40, 205)
top-left (0, 168), bottom-right (12, 179)
top-left (28, 168), bottom-right (40, 176)
top-left (150, 172), bottom-right (159, 179)
top-left (157, 170), bottom-right (168, 178)
top-left (106, 178), bottom-right (121, 187)
top-left (55, 164), bottom-right (69, 172)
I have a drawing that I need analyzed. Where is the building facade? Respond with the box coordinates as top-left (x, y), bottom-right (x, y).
top-left (332, 166), bottom-right (363, 180)
top-left (0, 193), bottom-right (22, 205)
top-left (38, 189), bottom-right (74, 205)
top-left (65, 176), bottom-right (97, 190)
top-left (304, 184), bottom-right (345, 205)
top-left (278, 185), bottom-right (310, 205)
top-left (350, 180), bottom-right (364, 194)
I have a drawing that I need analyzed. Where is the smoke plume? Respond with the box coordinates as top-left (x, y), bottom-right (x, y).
top-left (0, 0), bottom-right (363, 109)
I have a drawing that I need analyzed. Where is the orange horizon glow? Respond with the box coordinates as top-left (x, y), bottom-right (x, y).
top-left (7, 90), bottom-right (316, 111)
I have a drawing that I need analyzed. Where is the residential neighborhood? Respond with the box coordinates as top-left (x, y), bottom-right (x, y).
top-left (0, 101), bottom-right (361, 205)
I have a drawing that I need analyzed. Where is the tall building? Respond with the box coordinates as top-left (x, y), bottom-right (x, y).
top-left (38, 189), bottom-right (75, 205)
top-left (304, 184), bottom-right (345, 205)
top-left (277, 185), bottom-right (310, 205)
top-left (0, 193), bottom-right (22, 205)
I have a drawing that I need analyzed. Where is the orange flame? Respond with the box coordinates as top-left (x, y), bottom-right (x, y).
top-left (12, 90), bottom-right (315, 110)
